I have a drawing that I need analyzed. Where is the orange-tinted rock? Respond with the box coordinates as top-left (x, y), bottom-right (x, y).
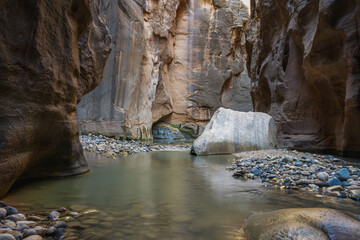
top-left (0, 0), bottom-right (111, 197)
top-left (77, 0), bottom-right (253, 139)
top-left (246, 0), bottom-right (360, 156)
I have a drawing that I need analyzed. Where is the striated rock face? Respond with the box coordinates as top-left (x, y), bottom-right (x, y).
top-left (246, 0), bottom-right (360, 156)
top-left (191, 108), bottom-right (277, 155)
top-left (77, 0), bottom-right (253, 139)
top-left (244, 208), bottom-right (360, 240)
top-left (0, 0), bottom-right (111, 197)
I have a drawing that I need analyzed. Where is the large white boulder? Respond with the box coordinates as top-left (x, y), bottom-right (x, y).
top-left (191, 108), bottom-right (277, 155)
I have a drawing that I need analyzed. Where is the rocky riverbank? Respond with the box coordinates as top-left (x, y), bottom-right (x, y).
top-left (80, 133), bottom-right (191, 157)
top-left (0, 201), bottom-right (71, 240)
top-left (230, 149), bottom-right (360, 201)
top-left (0, 202), bottom-right (119, 240)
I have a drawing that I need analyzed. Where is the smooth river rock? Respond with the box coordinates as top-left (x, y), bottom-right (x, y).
top-left (0, 0), bottom-right (111, 197)
top-left (191, 108), bottom-right (277, 155)
top-left (244, 208), bottom-right (360, 240)
top-left (0, 234), bottom-right (16, 240)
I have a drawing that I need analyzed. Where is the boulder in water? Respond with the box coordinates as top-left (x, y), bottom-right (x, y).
top-left (244, 208), bottom-right (360, 240)
top-left (191, 108), bottom-right (277, 155)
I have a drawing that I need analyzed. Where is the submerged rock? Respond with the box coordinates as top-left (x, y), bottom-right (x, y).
top-left (191, 108), bottom-right (277, 155)
top-left (244, 208), bottom-right (360, 240)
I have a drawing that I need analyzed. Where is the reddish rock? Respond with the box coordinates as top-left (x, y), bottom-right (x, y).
top-left (246, 0), bottom-right (360, 156)
top-left (0, 0), bottom-right (111, 197)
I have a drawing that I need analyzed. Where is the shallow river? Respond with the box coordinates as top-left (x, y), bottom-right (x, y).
top-left (4, 151), bottom-right (360, 239)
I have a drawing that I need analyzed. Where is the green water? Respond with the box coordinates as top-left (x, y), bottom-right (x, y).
top-left (3, 151), bottom-right (360, 239)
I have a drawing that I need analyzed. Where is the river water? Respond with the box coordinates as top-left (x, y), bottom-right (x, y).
top-left (3, 151), bottom-right (360, 239)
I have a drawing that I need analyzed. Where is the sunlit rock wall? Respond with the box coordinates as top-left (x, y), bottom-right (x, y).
top-left (246, 0), bottom-right (360, 156)
top-left (78, 0), bottom-right (253, 139)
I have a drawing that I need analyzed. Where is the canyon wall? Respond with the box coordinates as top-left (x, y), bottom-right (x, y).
top-left (77, 0), bottom-right (253, 139)
top-left (246, 0), bottom-right (360, 156)
top-left (0, 0), bottom-right (111, 197)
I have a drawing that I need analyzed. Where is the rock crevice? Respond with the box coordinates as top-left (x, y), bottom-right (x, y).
top-left (246, 0), bottom-right (360, 156)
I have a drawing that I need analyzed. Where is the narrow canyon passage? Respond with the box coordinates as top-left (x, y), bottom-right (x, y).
top-left (0, 0), bottom-right (360, 240)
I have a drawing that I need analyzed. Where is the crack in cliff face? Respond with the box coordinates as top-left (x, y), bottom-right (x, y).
top-left (246, 0), bottom-right (360, 156)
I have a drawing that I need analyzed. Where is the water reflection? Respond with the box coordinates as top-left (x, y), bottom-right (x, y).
top-left (3, 151), bottom-right (360, 239)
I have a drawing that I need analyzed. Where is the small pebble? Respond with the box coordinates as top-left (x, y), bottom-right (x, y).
top-left (48, 211), bottom-right (60, 221)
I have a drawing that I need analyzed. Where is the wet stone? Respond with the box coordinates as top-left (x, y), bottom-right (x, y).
top-left (53, 228), bottom-right (66, 238)
top-left (335, 168), bottom-right (350, 181)
top-left (68, 212), bottom-right (79, 217)
top-left (3, 207), bottom-right (17, 216)
top-left (0, 228), bottom-right (11, 234)
top-left (250, 168), bottom-right (262, 176)
top-left (0, 234), bottom-right (16, 240)
top-left (23, 229), bottom-right (37, 238)
top-left (0, 209), bottom-right (6, 220)
top-left (16, 221), bottom-right (36, 227)
top-left (316, 172), bottom-right (329, 181)
top-left (23, 235), bottom-right (43, 240)
top-left (33, 226), bottom-right (46, 237)
top-left (8, 230), bottom-right (22, 240)
top-left (328, 177), bottom-right (342, 187)
top-left (53, 222), bottom-right (67, 228)
top-left (4, 222), bottom-right (15, 229)
top-left (6, 214), bottom-right (25, 222)
top-left (48, 211), bottom-right (60, 221)
top-left (14, 225), bottom-right (29, 232)
top-left (45, 227), bottom-right (56, 236)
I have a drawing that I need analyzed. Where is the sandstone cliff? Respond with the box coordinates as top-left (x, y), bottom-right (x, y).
top-left (77, 0), bottom-right (253, 139)
top-left (246, 0), bottom-right (360, 156)
top-left (0, 0), bottom-right (111, 197)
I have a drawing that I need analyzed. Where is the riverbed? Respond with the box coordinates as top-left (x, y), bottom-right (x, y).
top-left (3, 151), bottom-right (360, 240)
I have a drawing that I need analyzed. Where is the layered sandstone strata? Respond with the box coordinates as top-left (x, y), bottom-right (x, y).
top-left (246, 0), bottom-right (360, 156)
top-left (77, 0), bottom-right (253, 139)
top-left (0, 0), bottom-right (111, 197)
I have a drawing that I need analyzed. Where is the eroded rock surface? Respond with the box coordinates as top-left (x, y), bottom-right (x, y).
top-left (246, 0), bottom-right (360, 156)
top-left (244, 208), bottom-right (360, 240)
top-left (0, 0), bottom-right (111, 197)
top-left (77, 0), bottom-right (253, 139)
top-left (191, 108), bottom-right (277, 155)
